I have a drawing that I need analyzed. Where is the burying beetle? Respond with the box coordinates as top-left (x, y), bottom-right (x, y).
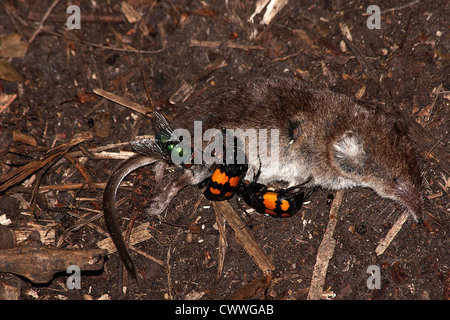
top-left (238, 167), bottom-right (317, 218)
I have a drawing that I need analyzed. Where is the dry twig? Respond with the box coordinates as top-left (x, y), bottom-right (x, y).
top-left (307, 190), bottom-right (344, 300)
top-left (0, 132), bottom-right (93, 193)
top-left (189, 39), bottom-right (263, 51)
top-left (215, 208), bottom-right (227, 279)
top-left (375, 211), bottom-right (410, 256)
top-left (44, 30), bottom-right (168, 54)
top-left (93, 88), bottom-right (153, 116)
top-left (0, 239), bottom-right (106, 284)
top-left (212, 201), bottom-right (275, 276)
top-left (28, 0), bottom-right (61, 44)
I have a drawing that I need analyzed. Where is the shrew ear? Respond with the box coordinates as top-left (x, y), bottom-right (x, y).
top-left (332, 131), bottom-right (366, 175)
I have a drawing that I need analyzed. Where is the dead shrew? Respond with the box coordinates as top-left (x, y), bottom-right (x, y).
top-left (103, 77), bottom-right (423, 282)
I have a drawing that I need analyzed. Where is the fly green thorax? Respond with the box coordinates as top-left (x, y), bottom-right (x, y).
top-left (155, 128), bottom-right (192, 164)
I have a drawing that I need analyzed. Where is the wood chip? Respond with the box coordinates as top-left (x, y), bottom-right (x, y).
top-left (339, 22), bottom-right (353, 41)
top-left (0, 93), bottom-right (16, 113)
top-left (14, 221), bottom-right (55, 246)
top-left (169, 80), bottom-right (195, 104)
top-left (248, 0), bottom-right (270, 22)
top-left (120, 1), bottom-right (141, 24)
top-left (12, 130), bottom-right (38, 146)
top-left (97, 222), bottom-right (151, 254)
top-left (248, 0), bottom-right (288, 25)
top-left (261, 0), bottom-right (288, 25)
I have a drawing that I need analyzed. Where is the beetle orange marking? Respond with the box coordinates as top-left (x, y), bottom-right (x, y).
top-left (263, 192), bottom-right (278, 210)
top-left (280, 199), bottom-right (290, 212)
top-left (229, 176), bottom-right (241, 187)
top-left (211, 169), bottom-right (229, 185)
top-left (209, 187), bottom-right (221, 195)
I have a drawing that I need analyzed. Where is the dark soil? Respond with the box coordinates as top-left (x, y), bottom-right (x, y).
top-left (0, 0), bottom-right (448, 300)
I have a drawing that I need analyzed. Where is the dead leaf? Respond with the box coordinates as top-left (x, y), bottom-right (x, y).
top-left (416, 105), bottom-right (432, 118)
top-left (0, 59), bottom-right (23, 82)
top-left (188, 224), bottom-right (201, 234)
top-left (227, 275), bottom-right (271, 299)
top-left (391, 262), bottom-right (408, 284)
top-left (0, 33), bottom-right (27, 58)
top-left (76, 92), bottom-right (98, 104)
top-left (184, 290), bottom-right (205, 300)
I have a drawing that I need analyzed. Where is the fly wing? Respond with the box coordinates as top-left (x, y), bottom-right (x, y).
top-left (131, 138), bottom-right (170, 160)
top-left (153, 111), bottom-right (175, 136)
